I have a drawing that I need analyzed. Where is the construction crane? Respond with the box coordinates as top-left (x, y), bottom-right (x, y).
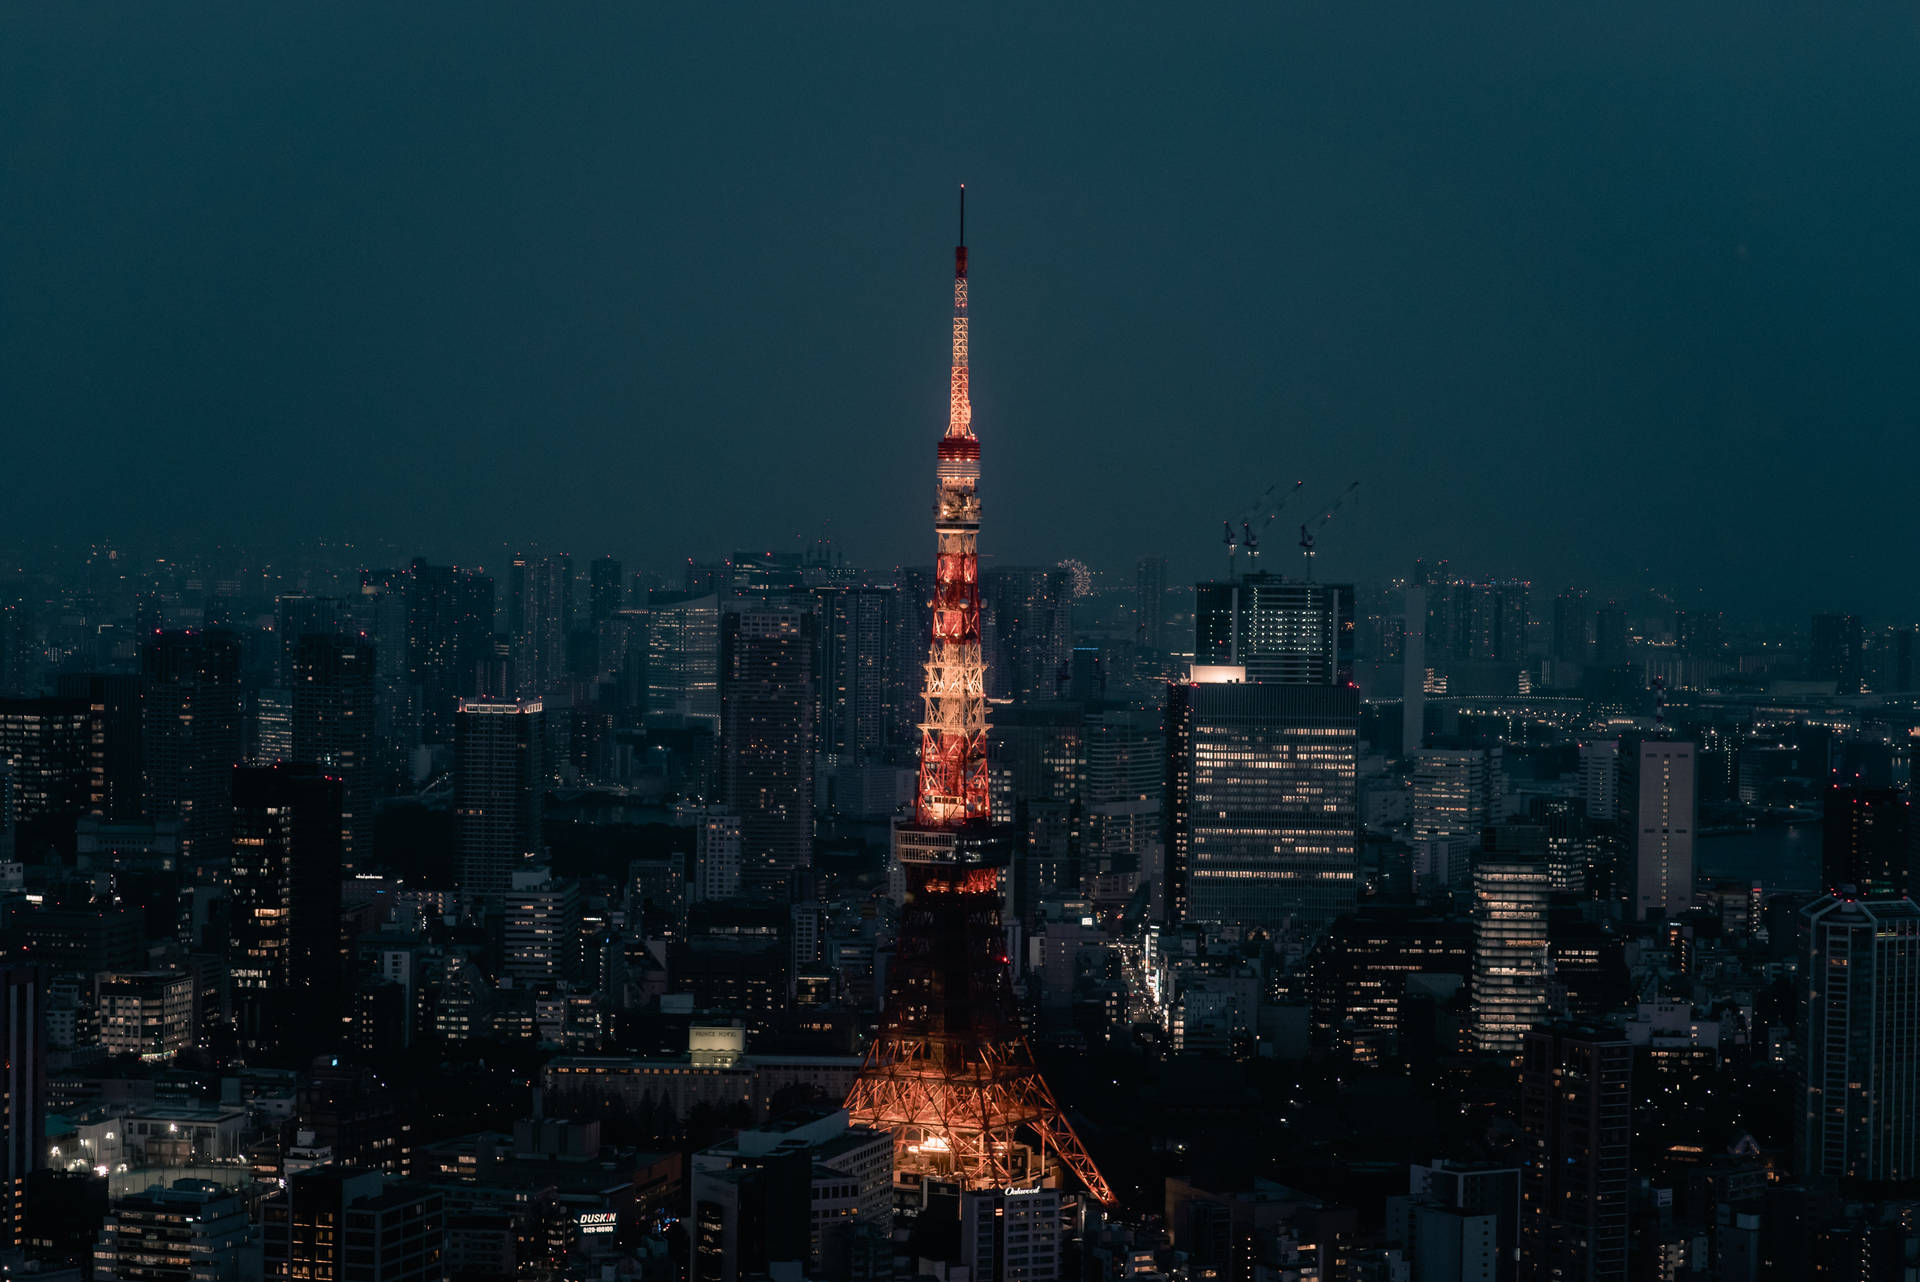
top-left (1218, 479), bottom-right (1304, 578)
top-left (1297, 481), bottom-right (1360, 580)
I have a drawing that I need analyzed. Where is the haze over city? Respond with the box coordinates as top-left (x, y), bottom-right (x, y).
top-left (7, 3), bottom-right (1920, 615)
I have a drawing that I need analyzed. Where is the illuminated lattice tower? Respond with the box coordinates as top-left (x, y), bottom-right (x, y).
top-left (844, 192), bottom-right (1113, 1207)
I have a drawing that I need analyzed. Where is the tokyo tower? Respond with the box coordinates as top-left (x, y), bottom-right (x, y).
top-left (844, 190), bottom-right (1114, 1206)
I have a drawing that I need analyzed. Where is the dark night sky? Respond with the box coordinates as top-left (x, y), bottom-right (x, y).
top-left (5, 3), bottom-right (1919, 614)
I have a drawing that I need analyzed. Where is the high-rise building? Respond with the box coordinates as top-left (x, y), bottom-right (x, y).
top-left (273, 594), bottom-right (348, 687)
top-left (405, 559), bottom-right (494, 745)
top-left (1551, 589), bottom-right (1589, 664)
top-left (1135, 555), bottom-right (1168, 651)
top-left (888, 567), bottom-right (934, 761)
top-left (1394, 1161), bottom-right (1522, 1282)
top-left (0, 967), bottom-right (42, 1248)
top-left (587, 555), bottom-right (624, 627)
top-left (815, 585), bottom-right (894, 765)
top-left (261, 1168), bottom-right (444, 1282)
top-left (1810, 612), bottom-right (1865, 695)
top-left (1579, 739), bottom-right (1619, 823)
top-left (96, 1178), bottom-right (250, 1282)
top-left (1471, 852), bottom-right (1550, 1056)
top-left (1674, 608), bottom-right (1723, 660)
top-left (507, 553), bottom-right (572, 697)
top-left (1083, 707), bottom-right (1163, 882)
top-left (963, 1185), bottom-right (1064, 1282)
top-left (1800, 895), bottom-right (1920, 1182)
top-left (1822, 785), bottom-right (1910, 896)
top-left (1306, 906), bottom-right (1471, 1059)
top-left (1412, 746), bottom-right (1502, 842)
top-left (501, 868), bottom-right (582, 984)
top-left (230, 764), bottom-right (343, 1057)
top-left (1592, 604), bottom-right (1629, 668)
top-left (96, 970), bottom-right (193, 1060)
top-left (453, 700), bottom-right (545, 904)
top-left (720, 606), bottom-right (816, 893)
top-left (141, 631), bottom-right (245, 866)
top-left (1167, 676), bottom-right (1360, 934)
top-left (0, 697), bottom-right (90, 824)
top-left (54, 674), bottom-right (143, 823)
top-left (290, 634), bottom-right (377, 870)
top-left (1194, 575), bottom-right (1353, 685)
top-left (1617, 737), bottom-right (1695, 921)
top-left (690, 807), bottom-right (743, 903)
top-left (647, 591), bottom-right (721, 727)
top-left (1521, 1023), bottom-right (1631, 1282)
top-left (982, 568), bottom-right (1072, 701)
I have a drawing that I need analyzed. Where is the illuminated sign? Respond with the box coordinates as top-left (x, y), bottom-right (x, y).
top-left (578, 1211), bottom-right (617, 1235)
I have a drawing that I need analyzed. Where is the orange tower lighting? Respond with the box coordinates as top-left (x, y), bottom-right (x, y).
top-left (844, 190), bottom-right (1114, 1207)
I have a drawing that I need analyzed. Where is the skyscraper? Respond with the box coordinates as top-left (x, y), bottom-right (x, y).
top-left (273, 594), bottom-right (348, 687)
top-left (587, 555), bottom-right (624, 627)
top-left (1810, 611), bottom-right (1865, 694)
top-left (230, 764), bottom-right (344, 1057)
top-left (1617, 737), bottom-right (1695, 921)
top-left (290, 634), bottom-right (377, 870)
top-left (54, 673), bottom-right (143, 823)
top-left (1194, 575), bottom-right (1352, 685)
top-left (453, 699), bottom-right (545, 904)
top-left (507, 553), bottom-right (572, 697)
top-left (405, 559), bottom-right (494, 745)
top-left (814, 585), bottom-right (894, 765)
top-left (0, 967), bottom-right (42, 1249)
top-left (1135, 555), bottom-right (1168, 651)
top-left (1822, 785), bottom-right (1910, 896)
top-left (0, 697), bottom-right (90, 825)
top-left (1551, 588), bottom-right (1589, 664)
top-left (646, 591), bottom-right (721, 727)
top-left (1471, 850), bottom-right (1550, 1056)
top-left (1166, 676), bottom-right (1360, 934)
top-left (982, 568), bottom-right (1072, 700)
top-left (141, 631), bottom-right (246, 866)
top-left (1521, 1023), bottom-right (1631, 1282)
top-left (260, 1168), bottom-right (444, 1282)
top-left (1800, 895), bottom-right (1920, 1182)
top-left (720, 606), bottom-right (817, 892)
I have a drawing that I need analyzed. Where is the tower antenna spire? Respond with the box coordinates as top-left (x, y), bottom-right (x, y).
top-left (959, 183), bottom-right (965, 247)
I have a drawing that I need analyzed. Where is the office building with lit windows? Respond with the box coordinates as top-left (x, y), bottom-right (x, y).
top-left (1471, 853), bottom-right (1550, 1056)
top-left (1800, 895), bottom-right (1920, 1183)
top-left (96, 1178), bottom-right (250, 1282)
top-left (1194, 574), bottom-right (1353, 686)
top-left (1167, 675), bottom-right (1359, 934)
top-left (1618, 737), bottom-right (1695, 920)
top-left (720, 607), bottom-right (816, 893)
top-left (230, 764), bottom-right (343, 1057)
top-left (0, 966), bottom-right (40, 1249)
top-left (1521, 1023), bottom-right (1631, 1282)
top-left (454, 699), bottom-right (545, 905)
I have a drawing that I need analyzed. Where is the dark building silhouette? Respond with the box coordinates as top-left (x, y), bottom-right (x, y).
top-left (587, 555), bottom-right (624, 627)
top-left (405, 559), bottom-right (494, 745)
top-left (290, 634), bottom-right (377, 872)
top-left (141, 631), bottom-right (246, 866)
top-left (720, 606), bottom-right (816, 893)
top-left (1592, 604), bottom-right (1629, 668)
top-left (1822, 785), bottom-right (1909, 897)
top-left (506, 553), bottom-right (572, 698)
top-left (230, 765), bottom-right (343, 1059)
top-left (1551, 588), bottom-right (1589, 664)
top-left (54, 673), bottom-right (144, 823)
top-left (814, 585), bottom-right (894, 766)
top-left (1135, 555), bottom-right (1168, 651)
top-left (1810, 612), bottom-right (1865, 695)
top-left (1306, 906), bottom-right (1471, 1059)
top-left (454, 699), bottom-right (545, 904)
top-left (261, 1168), bottom-right (444, 1282)
top-left (0, 966), bottom-right (43, 1249)
top-left (1521, 1023), bottom-right (1631, 1282)
top-left (981, 568), bottom-right (1072, 701)
top-left (273, 594), bottom-right (349, 687)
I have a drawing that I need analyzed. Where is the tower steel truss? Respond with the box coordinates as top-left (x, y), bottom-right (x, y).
top-left (845, 191), bottom-right (1114, 1207)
